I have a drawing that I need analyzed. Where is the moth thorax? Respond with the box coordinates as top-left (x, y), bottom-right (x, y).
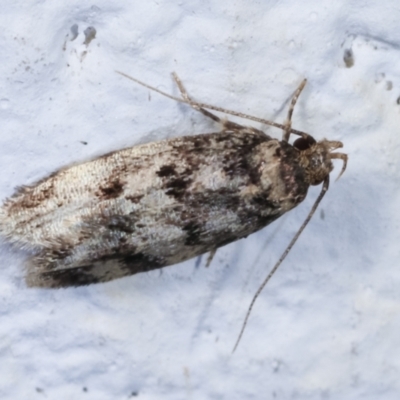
top-left (299, 140), bottom-right (340, 186)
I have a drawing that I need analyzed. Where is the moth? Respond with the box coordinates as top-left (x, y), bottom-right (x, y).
top-left (0, 72), bottom-right (346, 348)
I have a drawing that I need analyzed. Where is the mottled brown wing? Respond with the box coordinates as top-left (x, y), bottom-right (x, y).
top-left (1, 128), bottom-right (309, 287)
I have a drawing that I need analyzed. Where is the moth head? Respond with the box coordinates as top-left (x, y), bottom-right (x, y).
top-left (294, 137), bottom-right (347, 186)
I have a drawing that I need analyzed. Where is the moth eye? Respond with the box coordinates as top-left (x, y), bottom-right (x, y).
top-left (293, 136), bottom-right (316, 151)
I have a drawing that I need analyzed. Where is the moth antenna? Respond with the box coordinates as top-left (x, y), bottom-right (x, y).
top-left (117, 70), bottom-right (243, 130)
top-left (232, 176), bottom-right (330, 353)
top-left (282, 79), bottom-right (307, 142)
top-left (116, 70), bottom-right (185, 104)
top-left (171, 72), bottom-right (194, 106)
top-left (171, 72), bottom-right (245, 130)
top-left (331, 153), bottom-right (348, 181)
top-left (116, 70), bottom-right (311, 139)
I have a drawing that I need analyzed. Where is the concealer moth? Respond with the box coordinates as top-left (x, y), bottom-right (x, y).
top-left (0, 72), bottom-right (347, 349)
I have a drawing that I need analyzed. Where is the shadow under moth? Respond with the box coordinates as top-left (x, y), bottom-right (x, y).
top-left (0, 72), bottom-right (347, 350)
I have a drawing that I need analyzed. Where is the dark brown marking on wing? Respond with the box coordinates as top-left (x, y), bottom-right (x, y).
top-left (36, 265), bottom-right (100, 287)
top-left (157, 164), bottom-right (177, 177)
top-left (107, 215), bottom-right (136, 234)
top-left (221, 132), bottom-right (267, 185)
top-left (182, 221), bottom-right (202, 245)
top-left (29, 251), bottom-right (166, 288)
top-left (97, 178), bottom-right (124, 199)
top-left (165, 177), bottom-right (193, 199)
top-left (159, 166), bottom-right (193, 200)
top-left (122, 253), bottom-right (164, 273)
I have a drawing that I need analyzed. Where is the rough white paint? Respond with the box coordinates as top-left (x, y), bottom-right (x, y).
top-left (1, 1), bottom-right (400, 399)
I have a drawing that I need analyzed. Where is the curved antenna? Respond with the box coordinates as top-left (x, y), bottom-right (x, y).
top-left (232, 175), bottom-right (330, 353)
top-left (282, 79), bottom-right (307, 142)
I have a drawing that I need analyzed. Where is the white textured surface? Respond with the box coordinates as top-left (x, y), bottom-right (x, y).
top-left (1, 1), bottom-right (400, 399)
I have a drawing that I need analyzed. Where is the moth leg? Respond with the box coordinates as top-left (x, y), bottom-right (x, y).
top-left (205, 248), bottom-right (217, 267)
top-left (282, 79), bottom-right (307, 142)
top-left (171, 72), bottom-right (245, 131)
top-left (330, 152), bottom-right (348, 181)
